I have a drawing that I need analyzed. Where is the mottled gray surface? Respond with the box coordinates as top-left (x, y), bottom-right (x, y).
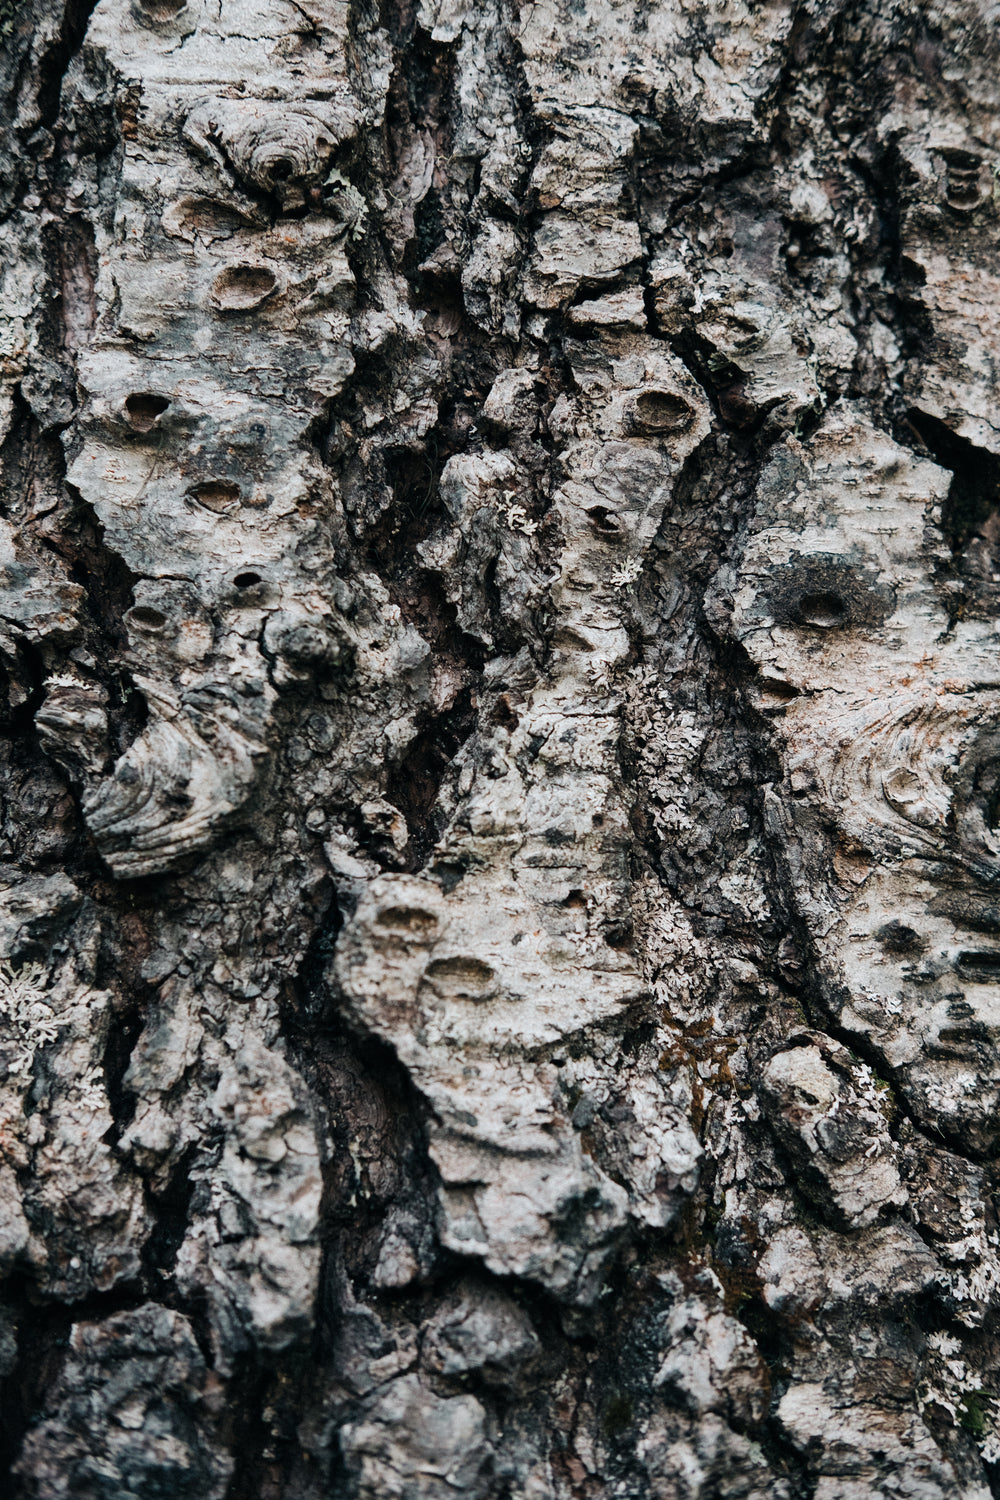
top-left (2, 0), bottom-right (1000, 1495)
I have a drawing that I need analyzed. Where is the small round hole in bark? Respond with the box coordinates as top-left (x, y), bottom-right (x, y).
top-left (125, 393), bottom-right (170, 432)
top-left (883, 766), bottom-right (922, 803)
top-left (587, 506), bottom-right (621, 537)
top-left (797, 591), bottom-right (846, 628)
top-left (269, 158), bottom-right (294, 182)
top-left (631, 389), bottom-right (694, 433)
top-left (757, 676), bottom-right (800, 703)
top-left (947, 181), bottom-right (983, 210)
top-left (424, 956), bottom-right (496, 999)
top-left (188, 480), bottom-right (241, 512)
top-left (957, 950), bottom-right (1000, 979)
top-left (937, 1023), bottom-right (989, 1050)
top-left (552, 626), bottom-right (593, 654)
top-left (136, 0), bottom-right (185, 17)
top-left (875, 921), bottom-right (926, 955)
top-left (942, 148), bottom-right (983, 172)
top-left (375, 906), bottom-right (439, 934)
top-left (233, 572), bottom-right (262, 590)
top-left (211, 265), bottom-right (278, 311)
top-left (162, 196), bottom-right (257, 244)
top-left (941, 150), bottom-right (986, 213)
top-left (128, 606), bottom-right (168, 632)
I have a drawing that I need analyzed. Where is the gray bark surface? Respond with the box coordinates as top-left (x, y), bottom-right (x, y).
top-left (2, 0), bottom-right (1000, 1494)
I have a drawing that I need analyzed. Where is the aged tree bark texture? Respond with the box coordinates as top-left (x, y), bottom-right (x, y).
top-left (6, 0), bottom-right (1000, 1494)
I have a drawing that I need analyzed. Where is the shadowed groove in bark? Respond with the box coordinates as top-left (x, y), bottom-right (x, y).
top-left (30, 0), bottom-right (99, 130)
top-left (906, 408), bottom-right (1000, 551)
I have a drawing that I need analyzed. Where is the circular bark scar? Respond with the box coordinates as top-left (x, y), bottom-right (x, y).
top-left (126, 606), bottom-right (168, 633)
top-left (797, 591), bottom-right (847, 629)
top-left (162, 197), bottom-right (259, 244)
top-left (187, 481), bottom-right (242, 514)
top-left (210, 265), bottom-right (279, 312)
top-left (375, 906), bottom-right (439, 935)
top-left (628, 389), bottom-right (695, 434)
top-left (941, 148), bottom-right (989, 213)
top-left (231, 115), bottom-right (337, 195)
top-left (125, 393), bottom-right (170, 432)
top-left (422, 956), bottom-right (498, 1002)
top-left (766, 556), bottom-right (896, 631)
top-left (134, 0), bottom-right (186, 21)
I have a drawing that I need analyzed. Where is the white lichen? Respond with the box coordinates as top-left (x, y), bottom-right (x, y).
top-left (0, 961), bottom-right (63, 1073)
top-left (917, 1333), bottom-right (999, 1464)
top-left (609, 558), bottom-right (643, 590)
top-left (587, 659), bottom-right (617, 692)
top-left (625, 672), bottom-right (704, 837)
top-left (502, 503), bottom-right (538, 535)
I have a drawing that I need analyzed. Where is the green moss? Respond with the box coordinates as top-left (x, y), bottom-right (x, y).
top-left (959, 1393), bottom-right (989, 1437)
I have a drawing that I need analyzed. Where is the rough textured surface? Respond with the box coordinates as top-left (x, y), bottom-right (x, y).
top-left (4, 0), bottom-right (1000, 1495)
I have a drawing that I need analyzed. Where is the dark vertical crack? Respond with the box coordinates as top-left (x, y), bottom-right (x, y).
top-left (32, 0), bottom-right (100, 130)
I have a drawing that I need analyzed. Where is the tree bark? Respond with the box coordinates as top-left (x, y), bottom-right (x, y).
top-left (2, 0), bottom-right (1000, 1494)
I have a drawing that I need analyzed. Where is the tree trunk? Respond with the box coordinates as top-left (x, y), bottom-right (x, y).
top-left (2, 0), bottom-right (1000, 1494)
